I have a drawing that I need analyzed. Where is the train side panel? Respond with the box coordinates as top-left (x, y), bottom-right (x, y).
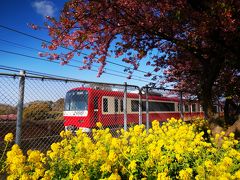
top-left (63, 87), bottom-right (209, 132)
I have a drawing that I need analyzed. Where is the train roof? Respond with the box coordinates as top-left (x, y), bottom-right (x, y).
top-left (68, 87), bottom-right (181, 102)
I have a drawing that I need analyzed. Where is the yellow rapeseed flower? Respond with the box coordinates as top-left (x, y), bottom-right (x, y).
top-left (222, 157), bottom-right (232, 166)
top-left (60, 131), bottom-right (65, 138)
top-left (3, 117), bottom-right (240, 179)
top-left (108, 171), bottom-right (121, 180)
top-left (204, 160), bottom-right (213, 170)
top-left (96, 122), bottom-right (102, 128)
top-left (4, 133), bottom-right (13, 142)
top-left (179, 168), bottom-right (193, 180)
top-left (157, 172), bottom-right (170, 180)
top-left (229, 132), bottom-right (235, 138)
top-left (128, 160), bottom-right (137, 172)
top-left (220, 131), bottom-right (225, 136)
top-left (234, 171), bottom-right (240, 179)
top-left (50, 143), bottom-right (60, 152)
top-left (111, 138), bottom-right (119, 148)
top-left (27, 150), bottom-right (42, 163)
top-left (65, 130), bottom-right (72, 137)
top-left (108, 150), bottom-right (118, 163)
top-left (100, 162), bottom-right (111, 173)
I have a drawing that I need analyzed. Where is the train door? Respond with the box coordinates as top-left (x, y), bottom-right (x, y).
top-left (94, 97), bottom-right (98, 124)
top-left (114, 98), bottom-right (119, 123)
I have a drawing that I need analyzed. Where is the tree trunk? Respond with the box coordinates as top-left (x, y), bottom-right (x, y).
top-left (224, 98), bottom-right (239, 125)
top-left (201, 87), bottom-right (215, 120)
top-left (224, 99), bottom-right (230, 125)
top-left (199, 62), bottom-right (215, 121)
top-left (199, 56), bottom-right (224, 123)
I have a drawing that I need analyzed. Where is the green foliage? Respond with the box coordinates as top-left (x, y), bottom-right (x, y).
top-left (48, 111), bottom-right (64, 121)
top-left (22, 98), bottom-right (64, 121)
top-left (23, 101), bottom-right (51, 121)
top-left (51, 98), bottom-right (64, 112)
top-left (0, 104), bottom-right (16, 115)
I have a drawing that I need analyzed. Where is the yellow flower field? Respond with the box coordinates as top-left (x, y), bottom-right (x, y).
top-left (4, 118), bottom-right (240, 179)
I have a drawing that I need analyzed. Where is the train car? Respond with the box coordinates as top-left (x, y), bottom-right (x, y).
top-left (63, 87), bottom-right (206, 132)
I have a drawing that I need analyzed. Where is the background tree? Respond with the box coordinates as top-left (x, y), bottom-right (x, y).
top-left (23, 101), bottom-right (52, 121)
top-left (38, 0), bottom-right (240, 122)
top-left (0, 104), bottom-right (16, 115)
top-left (51, 98), bottom-right (64, 111)
top-left (50, 98), bottom-right (64, 120)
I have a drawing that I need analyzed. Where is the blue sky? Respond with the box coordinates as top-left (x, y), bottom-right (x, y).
top-left (0, 0), bottom-right (159, 87)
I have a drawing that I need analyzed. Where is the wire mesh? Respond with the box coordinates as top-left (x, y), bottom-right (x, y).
top-left (0, 72), bottom-right (227, 154)
top-left (140, 87), bottom-right (182, 128)
top-left (181, 91), bottom-right (204, 121)
top-left (142, 87), bottom-right (205, 125)
top-left (0, 73), bottom-right (142, 152)
top-left (0, 76), bottom-right (19, 153)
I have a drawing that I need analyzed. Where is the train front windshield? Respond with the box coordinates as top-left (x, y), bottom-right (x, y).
top-left (64, 90), bottom-right (88, 111)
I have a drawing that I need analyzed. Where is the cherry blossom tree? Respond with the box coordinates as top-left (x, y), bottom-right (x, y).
top-left (38, 0), bottom-right (240, 121)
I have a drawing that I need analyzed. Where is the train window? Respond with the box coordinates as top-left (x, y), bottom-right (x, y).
top-left (103, 98), bottom-right (108, 112)
top-left (192, 104), bottom-right (196, 112)
top-left (149, 102), bottom-right (159, 111)
top-left (131, 100), bottom-right (139, 112)
top-left (142, 101), bottom-right (146, 112)
top-left (149, 101), bottom-right (175, 111)
top-left (160, 102), bottom-right (175, 111)
top-left (184, 105), bottom-right (189, 112)
top-left (65, 90), bottom-right (88, 111)
top-left (120, 99), bottom-right (123, 112)
top-left (115, 99), bottom-right (119, 112)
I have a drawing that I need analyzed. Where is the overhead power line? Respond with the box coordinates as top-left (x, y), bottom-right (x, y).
top-left (0, 65), bottom-right (79, 80)
top-left (0, 49), bottom-right (152, 83)
top-left (0, 24), bottom-right (162, 78)
top-left (0, 38), bottom-right (152, 81)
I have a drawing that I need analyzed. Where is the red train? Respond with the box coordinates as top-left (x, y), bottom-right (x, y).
top-left (63, 87), bottom-right (209, 132)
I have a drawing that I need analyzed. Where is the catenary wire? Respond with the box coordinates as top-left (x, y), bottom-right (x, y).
top-left (0, 24), bottom-right (162, 78)
top-left (0, 49), bottom-right (152, 83)
top-left (0, 38), bottom-right (153, 81)
top-left (0, 65), bottom-right (80, 80)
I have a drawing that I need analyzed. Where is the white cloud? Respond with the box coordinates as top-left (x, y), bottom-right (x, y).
top-left (32, 0), bottom-right (56, 17)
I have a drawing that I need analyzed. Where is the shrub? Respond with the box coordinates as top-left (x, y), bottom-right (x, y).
top-left (48, 111), bottom-right (64, 121)
top-left (51, 98), bottom-right (64, 112)
top-left (0, 104), bottom-right (16, 115)
top-left (23, 102), bottom-right (51, 121)
top-left (4, 118), bottom-right (240, 179)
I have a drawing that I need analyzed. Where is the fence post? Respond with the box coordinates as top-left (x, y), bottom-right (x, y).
top-left (179, 91), bottom-right (184, 120)
top-left (146, 86), bottom-right (149, 131)
top-left (123, 82), bottom-right (127, 131)
top-left (15, 70), bottom-right (25, 146)
top-left (138, 88), bottom-right (142, 125)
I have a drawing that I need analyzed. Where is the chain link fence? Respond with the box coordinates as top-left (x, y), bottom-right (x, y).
top-left (141, 86), bottom-right (205, 129)
top-left (0, 72), bottom-right (141, 152)
top-left (1, 71), bottom-right (207, 153)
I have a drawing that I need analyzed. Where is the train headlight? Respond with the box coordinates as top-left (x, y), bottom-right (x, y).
top-left (65, 126), bottom-right (91, 133)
